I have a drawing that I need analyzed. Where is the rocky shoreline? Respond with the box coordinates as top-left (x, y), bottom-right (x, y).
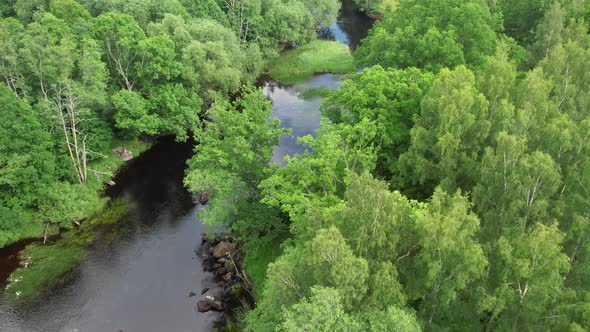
top-left (194, 233), bottom-right (255, 318)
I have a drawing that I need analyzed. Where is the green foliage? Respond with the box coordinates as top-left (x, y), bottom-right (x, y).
top-left (355, 0), bottom-right (499, 71)
top-left (268, 40), bottom-right (355, 84)
top-left (37, 182), bottom-right (106, 229)
top-left (251, 7), bottom-right (590, 331)
top-left (527, 2), bottom-right (565, 67)
top-left (279, 286), bottom-right (362, 331)
top-left (0, 85), bottom-right (55, 208)
top-left (2, 0), bottom-right (590, 330)
top-left (185, 85), bottom-right (286, 225)
top-left (0, 208), bottom-right (41, 248)
top-left (412, 188), bottom-right (486, 327)
top-left (497, 0), bottom-right (555, 44)
top-left (243, 228), bottom-right (289, 299)
top-left (322, 65), bottom-right (434, 176)
top-left (400, 65), bottom-right (490, 192)
top-left (260, 119), bottom-right (378, 230)
top-left (247, 227), bottom-right (369, 331)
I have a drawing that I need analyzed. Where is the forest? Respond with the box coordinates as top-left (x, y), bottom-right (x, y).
top-left (2, 0), bottom-right (590, 331)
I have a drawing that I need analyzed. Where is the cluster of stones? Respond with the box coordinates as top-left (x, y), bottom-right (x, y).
top-left (195, 233), bottom-right (254, 314)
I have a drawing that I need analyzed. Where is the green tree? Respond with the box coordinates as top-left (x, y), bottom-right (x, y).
top-left (260, 119), bottom-right (378, 229)
top-left (280, 286), bottom-right (362, 332)
top-left (184, 85), bottom-right (285, 225)
top-left (247, 227), bottom-right (369, 331)
top-left (94, 12), bottom-right (145, 91)
top-left (399, 66), bottom-right (490, 193)
top-left (473, 132), bottom-right (562, 241)
top-left (411, 188), bottom-right (487, 328)
top-left (486, 223), bottom-right (569, 331)
top-left (355, 0), bottom-right (498, 71)
top-left (322, 65), bottom-right (434, 177)
top-left (300, 0), bottom-right (340, 30)
top-left (498, 0), bottom-right (554, 44)
top-left (14, 0), bottom-right (47, 23)
top-left (528, 2), bottom-right (565, 67)
top-left (0, 17), bottom-right (27, 96)
top-left (21, 13), bottom-right (108, 183)
top-left (0, 84), bottom-right (54, 216)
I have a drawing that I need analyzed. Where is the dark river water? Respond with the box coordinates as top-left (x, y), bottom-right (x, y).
top-left (1, 138), bottom-right (221, 331)
top-left (0, 2), bottom-right (372, 331)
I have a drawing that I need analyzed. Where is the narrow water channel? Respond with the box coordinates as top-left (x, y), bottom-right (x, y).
top-left (265, 0), bottom-right (372, 164)
top-left (0, 1), bottom-right (373, 331)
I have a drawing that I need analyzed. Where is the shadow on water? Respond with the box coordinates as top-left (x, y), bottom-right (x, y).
top-left (323, 0), bottom-right (374, 49)
top-left (0, 137), bottom-right (222, 332)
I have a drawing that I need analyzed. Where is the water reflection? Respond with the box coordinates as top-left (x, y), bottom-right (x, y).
top-left (263, 74), bottom-right (346, 165)
top-left (327, 0), bottom-right (374, 49)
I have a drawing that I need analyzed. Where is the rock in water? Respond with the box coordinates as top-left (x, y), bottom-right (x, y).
top-left (199, 192), bottom-right (209, 204)
top-left (197, 296), bottom-right (224, 313)
top-left (188, 291), bottom-right (197, 297)
top-left (197, 300), bottom-right (211, 312)
top-left (201, 287), bottom-right (210, 295)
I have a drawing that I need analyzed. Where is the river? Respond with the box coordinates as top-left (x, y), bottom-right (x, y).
top-left (266, 0), bottom-right (372, 164)
top-left (0, 2), bottom-right (372, 331)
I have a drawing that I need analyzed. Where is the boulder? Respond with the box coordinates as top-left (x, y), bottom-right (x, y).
top-left (199, 192), bottom-right (209, 205)
top-left (197, 300), bottom-right (211, 312)
top-left (112, 147), bottom-right (133, 161)
top-left (205, 296), bottom-right (224, 311)
top-left (213, 241), bottom-right (236, 258)
top-left (197, 296), bottom-right (224, 313)
top-left (193, 192), bottom-right (209, 205)
top-left (215, 266), bottom-right (228, 276)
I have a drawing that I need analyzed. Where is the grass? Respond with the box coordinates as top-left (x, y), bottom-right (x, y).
top-left (3, 199), bottom-right (129, 301)
top-left (0, 221), bottom-right (45, 249)
top-left (268, 40), bottom-right (356, 84)
top-left (4, 242), bottom-right (86, 300)
top-left (243, 232), bottom-right (290, 300)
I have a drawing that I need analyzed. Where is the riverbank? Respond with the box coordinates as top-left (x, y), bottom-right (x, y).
top-left (0, 139), bottom-right (150, 301)
top-left (2, 199), bottom-right (129, 301)
top-left (0, 139), bottom-right (150, 249)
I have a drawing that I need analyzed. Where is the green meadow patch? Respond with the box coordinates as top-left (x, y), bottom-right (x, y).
top-left (269, 40), bottom-right (355, 84)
